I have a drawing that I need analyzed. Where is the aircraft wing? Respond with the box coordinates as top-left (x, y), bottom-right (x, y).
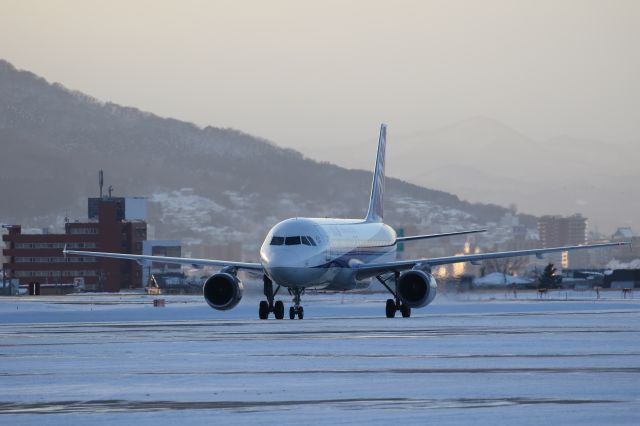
top-left (63, 248), bottom-right (264, 271)
top-left (397, 229), bottom-right (486, 242)
top-left (354, 241), bottom-right (629, 280)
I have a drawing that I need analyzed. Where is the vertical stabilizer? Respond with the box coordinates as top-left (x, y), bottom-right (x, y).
top-left (365, 124), bottom-right (386, 222)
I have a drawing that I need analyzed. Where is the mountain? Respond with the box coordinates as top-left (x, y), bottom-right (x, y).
top-left (0, 60), bottom-right (535, 258)
top-left (307, 116), bottom-right (638, 234)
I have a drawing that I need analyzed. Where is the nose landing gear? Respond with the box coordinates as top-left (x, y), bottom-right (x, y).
top-left (288, 288), bottom-right (305, 319)
top-left (259, 275), bottom-right (285, 319)
top-left (289, 305), bottom-right (304, 319)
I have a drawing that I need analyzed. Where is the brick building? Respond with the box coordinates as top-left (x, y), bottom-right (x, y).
top-left (538, 214), bottom-right (588, 268)
top-left (2, 200), bottom-right (146, 293)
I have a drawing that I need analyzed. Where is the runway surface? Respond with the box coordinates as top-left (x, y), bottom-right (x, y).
top-left (0, 292), bottom-right (639, 425)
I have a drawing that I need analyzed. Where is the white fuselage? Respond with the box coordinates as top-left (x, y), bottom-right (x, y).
top-left (260, 218), bottom-right (397, 290)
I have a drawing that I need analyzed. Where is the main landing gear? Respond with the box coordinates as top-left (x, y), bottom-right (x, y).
top-left (259, 276), bottom-right (305, 320)
top-left (259, 275), bottom-right (285, 319)
top-left (377, 272), bottom-right (411, 318)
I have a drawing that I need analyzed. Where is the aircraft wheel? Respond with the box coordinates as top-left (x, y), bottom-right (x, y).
top-left (289, 306), bottom-right (296, 320)
top-left (274, 300), bottom-right (285, 319)
top-left (259, 301), bottom-right (269, 319)
top-left (385, 299), bottom-right (396, 318)
top-left (298, 306), bottom-right (304, 320)
top-left (400, 304), bottom-right (411, 318)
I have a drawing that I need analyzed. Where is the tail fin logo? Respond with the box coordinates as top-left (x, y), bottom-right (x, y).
top-left (365, 124), bottom-right (386, 222)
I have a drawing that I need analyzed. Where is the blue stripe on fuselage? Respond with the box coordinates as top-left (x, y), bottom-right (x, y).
top-left (313, 245), bottom-right (395, 269)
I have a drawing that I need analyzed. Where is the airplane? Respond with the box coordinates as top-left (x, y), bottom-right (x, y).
top-left (64, 124), bottom-right (629, 319)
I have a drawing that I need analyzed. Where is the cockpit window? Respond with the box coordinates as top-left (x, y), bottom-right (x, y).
top-left (270, 236), bottom-right (284, 245)
top-left (274, 235), bottom-right (316, 246)
top-left (285, 236), bottom-right (301, 245)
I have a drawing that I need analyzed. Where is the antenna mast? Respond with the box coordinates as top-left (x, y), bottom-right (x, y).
top-left (99, 169), bottom-right (104, 198)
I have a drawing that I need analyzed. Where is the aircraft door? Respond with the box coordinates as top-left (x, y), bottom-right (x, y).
top-left (313, 224), bottom-right (331, 263)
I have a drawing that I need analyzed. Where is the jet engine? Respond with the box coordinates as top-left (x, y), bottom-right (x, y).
top-left (397, 270), bottom-right (437, 308)
top-left (203, 272), bottom-right (244, 310)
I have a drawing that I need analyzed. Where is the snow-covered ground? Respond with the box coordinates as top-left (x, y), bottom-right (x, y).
top-left (1, 292), bottom-right (639, 425)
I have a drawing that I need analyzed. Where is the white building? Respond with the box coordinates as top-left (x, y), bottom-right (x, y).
top-left (141, 240), bottom-right (182, 286)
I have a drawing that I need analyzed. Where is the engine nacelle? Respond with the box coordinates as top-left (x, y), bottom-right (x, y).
top-left (397, 270), bottom-right (437, 308)
top-left (203, 273), bottom-right (244, 311)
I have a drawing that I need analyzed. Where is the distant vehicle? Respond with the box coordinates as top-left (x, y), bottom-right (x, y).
top-left (65, 125), bottom-right (629, 319)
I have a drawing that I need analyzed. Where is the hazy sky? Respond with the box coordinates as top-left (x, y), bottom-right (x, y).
top-left (1, 0), bottom-right (639, 155)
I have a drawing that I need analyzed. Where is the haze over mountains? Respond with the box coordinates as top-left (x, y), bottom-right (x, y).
top-left (0, 59), bottom-right (536, 257)
top-left (308, 116), bottom-right (637, 234)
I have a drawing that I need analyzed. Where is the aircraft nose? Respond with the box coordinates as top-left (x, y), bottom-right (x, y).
top-left (268, 264), bottom-right (323, 287)
top-left (262, 247), bottom-right (324, 286)
top-left (262, 247), bottom-right (288, 268)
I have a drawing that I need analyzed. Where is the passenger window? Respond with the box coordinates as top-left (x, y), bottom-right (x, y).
top-left (301, 236), bottom-right (311, 246)
top-left (270, 236), bottom-right (284, 245)
top-left (285, 236), bottom-right (301, 245)
top-left (307, 236), bottom-right (317, 246)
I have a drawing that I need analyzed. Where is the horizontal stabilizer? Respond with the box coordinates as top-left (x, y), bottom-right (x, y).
top-left (397, 229), bottom-right (486, 242)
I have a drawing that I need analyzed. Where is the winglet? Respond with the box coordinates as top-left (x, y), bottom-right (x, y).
top-left (365, 124), bottom-right (386, 222)
top-left (62, 244), bottom-right (67, 257)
